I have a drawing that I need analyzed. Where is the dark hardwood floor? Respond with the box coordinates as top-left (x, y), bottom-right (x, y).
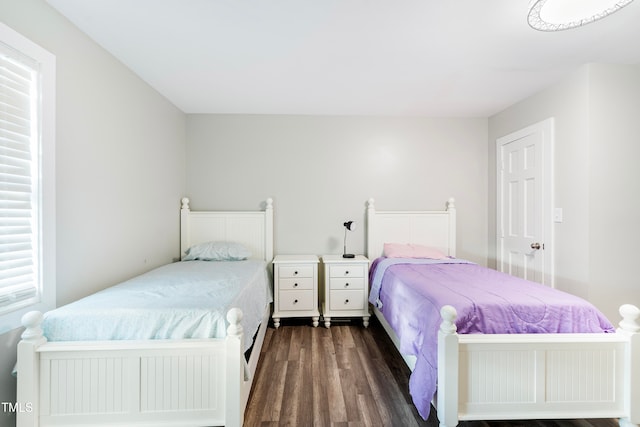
top-left (243, 317), bottom-right (619, 427)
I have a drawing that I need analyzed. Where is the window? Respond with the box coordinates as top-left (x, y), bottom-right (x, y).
top-left (0, 23), bottom-right (55, 335)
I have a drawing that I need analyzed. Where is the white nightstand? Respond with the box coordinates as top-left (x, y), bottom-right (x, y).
top-left (272, 255), bottom-right (320, 328)
top-left (321, 255), bottom-right (370, 328)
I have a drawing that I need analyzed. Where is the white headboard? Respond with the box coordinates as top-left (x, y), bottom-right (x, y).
top-left (366, 198), bottom-right (456, 260)
top-left (180, 198), bottom-right (274, 262)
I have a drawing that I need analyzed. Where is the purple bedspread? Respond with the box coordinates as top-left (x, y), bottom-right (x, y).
top-left (369, 258), bottom-right (615, 420)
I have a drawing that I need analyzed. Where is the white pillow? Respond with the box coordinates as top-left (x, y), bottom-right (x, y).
top-left (183, 241), bottom-right (252, 261)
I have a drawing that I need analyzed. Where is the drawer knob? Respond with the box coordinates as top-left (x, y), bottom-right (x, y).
top-left (294, 271), bottom-right (298, 275)
top-left (294, 283), bottom-right (298, 287)
top-left (294, 299), bottom-right (298, 304)
top-left (344, 299), bottom-right (349, 304)
top-left (345, 283), bottom-right (349, 287)
top-left (345, 271), bottom-right (349, 275)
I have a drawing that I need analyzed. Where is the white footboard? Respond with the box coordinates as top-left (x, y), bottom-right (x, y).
top-left (437, 304), bottom-right (640, 427)
top-left (16, 309), bottom-right (248, 427)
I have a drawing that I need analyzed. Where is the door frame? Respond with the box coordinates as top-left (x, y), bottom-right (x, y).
top-left (496, 117), bottom-right (555, 287)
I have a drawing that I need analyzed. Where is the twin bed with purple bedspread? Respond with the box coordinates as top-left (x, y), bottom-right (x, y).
top-left (369, 257), bottom-right (615, 419)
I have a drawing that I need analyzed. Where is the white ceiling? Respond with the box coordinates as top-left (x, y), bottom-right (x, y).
top-left (46, 0), bottom-right (640, 117)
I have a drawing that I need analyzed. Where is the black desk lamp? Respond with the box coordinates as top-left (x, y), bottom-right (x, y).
top-left (343, 221), bottom-right (356, 258)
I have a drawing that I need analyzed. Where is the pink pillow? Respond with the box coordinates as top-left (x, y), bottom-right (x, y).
top-left (383, 243), bottom-right (448, 259)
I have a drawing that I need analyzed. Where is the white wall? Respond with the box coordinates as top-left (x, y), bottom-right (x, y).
top-left (488, 63), bottom-right (640, 322)
top-left (186, 114), bottom-right (488, 263)
top-left (587, 63), bottom-right (640, 322)
top-left (0, 2), bottom-right (187, 426)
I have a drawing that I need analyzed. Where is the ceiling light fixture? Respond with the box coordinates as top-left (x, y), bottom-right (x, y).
top-left (527, 0), bottom-right (635, 31)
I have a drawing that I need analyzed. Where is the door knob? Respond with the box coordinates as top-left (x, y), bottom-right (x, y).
top-left (530, 242), bottom-right (541, 250)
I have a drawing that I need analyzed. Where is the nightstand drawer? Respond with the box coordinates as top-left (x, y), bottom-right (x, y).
top-left (278, 290), bottom-right (315, 311)
top-left (329, 290), bottom-right (365, 311)
top-left (329, 264), bottom-right (365, 278)
top-left (329, 277), bottom-right (365, 290)
top-left (279, 277), bottom-right (314, 290)
top-left (279, 265), bottom-right (314, 278)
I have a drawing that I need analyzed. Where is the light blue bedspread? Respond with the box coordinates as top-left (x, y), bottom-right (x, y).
top-left (42, 260), bottom-right (272, 352)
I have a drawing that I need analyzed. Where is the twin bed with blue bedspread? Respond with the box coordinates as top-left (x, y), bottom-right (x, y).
top-left (16, 198), bottom-right (274, 427)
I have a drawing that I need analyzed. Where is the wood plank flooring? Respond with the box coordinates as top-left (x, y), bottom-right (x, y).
top-left (243, 317), bottom-right (619, 427)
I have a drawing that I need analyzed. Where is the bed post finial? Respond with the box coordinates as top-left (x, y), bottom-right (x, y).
top-left (181, 197), bottom-right (190, 211)
top-left (440, 305), bottom-right (457, 335)
top-left (265, 198), bottom-right (273, 210)
top-left (227, 308), bottom-right (244, 337)
top-left (367, 198), bottom-right (375, 210)
top-left (447, 197), bottom-right (456, 210)
top-left (619, 304), bottom-right (640, 333)
top-left (21, 311), bottom-right (46, 343)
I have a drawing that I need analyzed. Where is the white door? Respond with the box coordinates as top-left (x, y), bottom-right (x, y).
top-left (496, 118), bottom-right (554, 286)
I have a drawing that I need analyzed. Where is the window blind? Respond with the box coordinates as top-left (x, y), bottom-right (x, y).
top-left (0, 42), bottom-right (40, 313)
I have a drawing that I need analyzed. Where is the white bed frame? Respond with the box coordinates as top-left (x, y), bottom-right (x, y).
top-left (366, 198), bottom-right (640, 427)
top-left (16, 197), bottom-right (274, 427)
